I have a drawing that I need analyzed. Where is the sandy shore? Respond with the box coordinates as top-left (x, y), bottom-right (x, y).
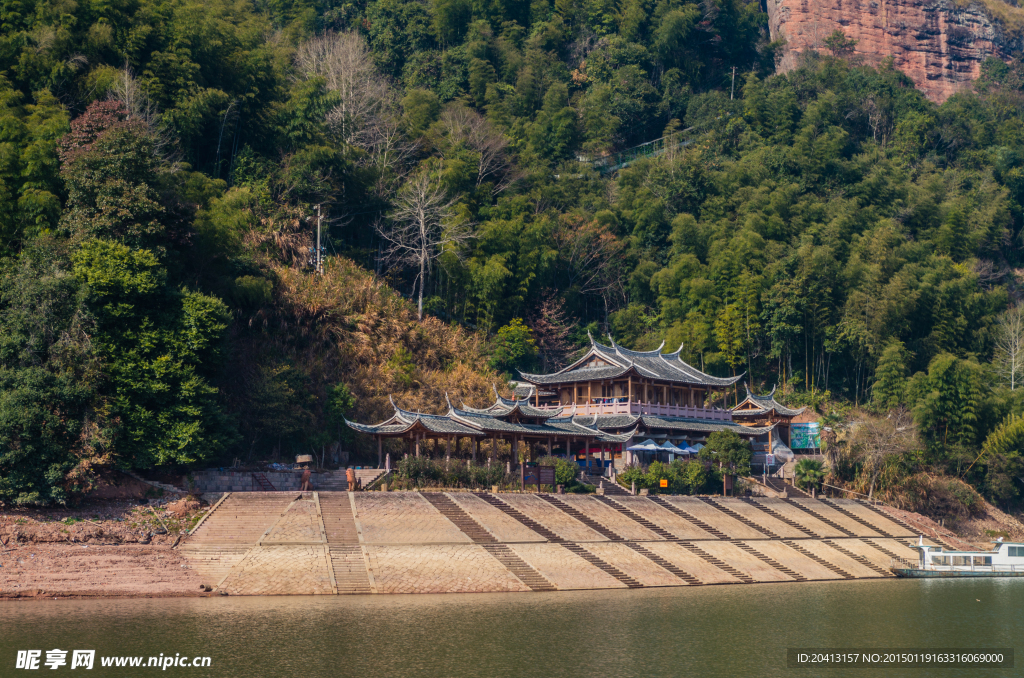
top-left (1, 496), bottom-right (213, 599)
top-left (1, 543), bottom-right (209, 599)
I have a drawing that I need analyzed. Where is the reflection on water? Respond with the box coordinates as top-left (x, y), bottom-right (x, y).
top-left (2, 579), bottom-right (1021, 677)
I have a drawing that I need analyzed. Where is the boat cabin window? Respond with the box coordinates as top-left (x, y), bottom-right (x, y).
top-left (932, 556), bottom-right (949, 566)
top-left (1008, 546), bottom-right (1024, 557)
top-left (973, 556), bottom-right (992, 565)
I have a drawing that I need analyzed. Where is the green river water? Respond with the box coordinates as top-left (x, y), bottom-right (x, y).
top-left (1, 578), bottom-right (1020, 677)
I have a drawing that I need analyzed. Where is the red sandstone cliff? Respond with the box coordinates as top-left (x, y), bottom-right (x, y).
top-left (767, 0), bottom-right (1024, 102)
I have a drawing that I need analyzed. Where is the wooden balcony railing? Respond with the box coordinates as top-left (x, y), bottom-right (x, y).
top-left (535, 401), bottom-right (732, 421)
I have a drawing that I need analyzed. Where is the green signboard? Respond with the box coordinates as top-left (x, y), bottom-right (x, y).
top-left (790, 423), bottom-right (820, 449)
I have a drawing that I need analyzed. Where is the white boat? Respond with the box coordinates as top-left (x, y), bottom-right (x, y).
top-left (892, 536), bottom-right (1024, 578)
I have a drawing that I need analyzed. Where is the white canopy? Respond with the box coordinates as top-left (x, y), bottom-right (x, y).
top-left (627, 439), bottom-right (661, 451)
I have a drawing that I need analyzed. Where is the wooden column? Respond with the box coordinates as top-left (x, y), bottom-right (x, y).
top-left (415, 434), bottom-right (420, 458)
top-left (628, 376), bottom-right (633, 404)
top-left (472, 438), bottom-right (477, 463)
top-left (585, 437), bottom-right (590, 468)
top-left (446, 435), bottom-right (451, 463)
top-left (547, 437), bottom-right (552, 455)
top-left (587, 381), bottom-right (592, 408)
top-left (491, 435), bottom-right (497, 463)
top-left (377, 437), bottom-right (383, 468)
top-left (535, 387), bottom-right (539, 407)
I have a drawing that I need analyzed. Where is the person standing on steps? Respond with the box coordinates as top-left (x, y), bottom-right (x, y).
top-left (300, 465), bottom-right (313, 491)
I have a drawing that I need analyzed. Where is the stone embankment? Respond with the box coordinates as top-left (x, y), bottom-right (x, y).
top-left (176, 492), bottom-right (936, 595)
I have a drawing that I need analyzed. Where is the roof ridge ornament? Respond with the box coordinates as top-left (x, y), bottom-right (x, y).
top-left (655, 339), bottom-right (666, 353)
top-left (745, 381), bottom-right (752, 398)
top-left (587, 329), bottom-right (595, 346)
top-left (769, 383), bottom-right (778, 397)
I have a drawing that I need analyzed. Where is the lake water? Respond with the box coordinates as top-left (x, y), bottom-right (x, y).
top-left (2, 579), bottom-right (1020, 677)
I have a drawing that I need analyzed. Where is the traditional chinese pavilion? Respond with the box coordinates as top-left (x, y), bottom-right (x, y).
top-left (730, 384), bottom-right (806, 450)
top-left (347, 334), bottom-right (779, 470)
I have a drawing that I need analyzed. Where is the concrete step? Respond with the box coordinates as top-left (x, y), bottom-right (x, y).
top-left (648, 496), bottom-right (728, 539)
top-left (539, 494), bottom-right (624, 541)
top-left (782, 540), bottom-right (854, 579)
top-left (187, 493), bottom-right (298, 545)
top-left (481, 544), bottom-right (556, 591)
top-left (562, 544), bottom-right (642, 588)
top-left (625, 542), bottom-right (701, 584)
top-left (741, 499), bottom-right (818, 538)
top-left (705, 498), bottom-right (778, 539)
top-left (318, 493), bottom-right (359, 545)
top-left (823, 540), bottom-right (894, 577)
top-left (421, 493), bottom-right (496, 543)
top-left (732, 541), bottom-right (806, 581)
top-left (597, 497), bottom-right (675, 540)
top-left (582, 474), bottom-right (629, 495)
top-left (785, 500), bottom-right (857, 537)
top-left (821, 500), bottom-right (894, 537)
top-left (677, 541), bottom-right (753, 583)
top-left (329, 545), bottom-right (371, 594)
top-left (477, 493), bottom-right (563, 542)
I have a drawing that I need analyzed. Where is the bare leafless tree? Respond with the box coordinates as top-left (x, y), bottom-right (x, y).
top-left (552, 215), bottom-right (626, 328)
top-left (434, 105), bottom-right (520, 195)
top-left (527, 294), bottom-right (576, 372)
top-left (294, 31), bottom-right (391, 143)
top-left (849, 407), bottom-right (917, 499)
top-left (352, 112), bottom-right (419, 197)
top-left (995, 303), bottom-right (1024, 390)
top-left (376, 173), bottom-right (472, 320)
top-left (106, 65), bottom-right (178, 164)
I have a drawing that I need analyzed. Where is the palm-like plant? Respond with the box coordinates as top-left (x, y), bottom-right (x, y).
top-left (794, 458), bottom-right (826, 491)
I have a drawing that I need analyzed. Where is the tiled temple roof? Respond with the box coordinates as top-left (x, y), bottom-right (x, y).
top-left (518, 332), bottom-right (743, 387)
top-left (732, 384), bottom-right (805, 418)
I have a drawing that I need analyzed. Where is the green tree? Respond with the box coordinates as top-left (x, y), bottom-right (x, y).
top-left (701, 429), bottom-right (752, 476)
top-left (794, 458), bottom-right (826, 491)
top-left (872, 340), bottom-right (910, 410)
top-left (489, 318), bottom-right (537, 373)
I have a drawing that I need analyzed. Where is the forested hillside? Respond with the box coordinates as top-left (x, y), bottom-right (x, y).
top-left (3, 0), bottom-right (1024, 511)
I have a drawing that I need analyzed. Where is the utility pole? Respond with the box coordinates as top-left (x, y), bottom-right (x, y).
top-left (315, 204), bottom-right (322, 275)
top-left (731, 67), bottom-right (737, 100)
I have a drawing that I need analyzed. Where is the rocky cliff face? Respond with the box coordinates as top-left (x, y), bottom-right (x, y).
top-left (767, 0), bottom-right (1024, 102)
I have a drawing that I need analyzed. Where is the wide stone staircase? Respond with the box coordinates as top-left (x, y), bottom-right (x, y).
top-left (733, 541), bottom-right (806, 581)
top-left (562, 544), bottom-right (643, 588)
top-left (677, 541), bottom-right (754, 583)
top-left (704, 498), bottom-right (777, 539)
top-left (763, 476), bottom-right (810, 498)
top-left (421, 492), bottom-right (496, 543)
top-left (821, 499), bottom-right (895, 536)
top-left (329, 545), bottom-right (372, 594)
top-left (788, 500), bottom-right (857, 536)
top-left (539, 494), bottom-right (625, 541)
top-left (582, 473), bottom-right (630, 495)
top-left (823, 539), bottom-right (894, 577)
top-left (187, 492), bottom-right (297, 545)
top-left (315, 469), bottom-right (386, 491)
top-left (481, 544), bottom-right (556, 591)
top-left (596, 497), bottom-right (675, 540)
top-left (648, 496), bottom-right (728, 539)
top-left (625, 542), bottom-right (700, 584)
top-left (743, 500), bottom-right (818, 538)
top-left (319, 492), bottom-right (359, 544)
top-left (477, 493), bottom-right (563, 542)
top-left (782, 540), bottom-right (853, 579)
